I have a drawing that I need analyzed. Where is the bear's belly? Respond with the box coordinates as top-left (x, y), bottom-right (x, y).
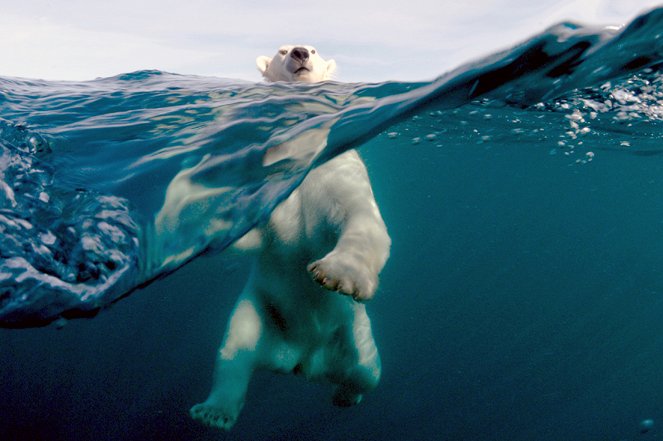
top-left (252, 255), bottom-right (356, 340)
top-left (266, 316), bottom-right (356, 382)
top-left (256, 276), bottom-right (355, 339)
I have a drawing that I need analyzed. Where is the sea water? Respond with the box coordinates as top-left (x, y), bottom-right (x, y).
top-left (1, 8), bottom-right (663, 441)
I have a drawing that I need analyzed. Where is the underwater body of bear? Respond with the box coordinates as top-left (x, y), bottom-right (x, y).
top-left (189, 45), bottom-right (391, 430)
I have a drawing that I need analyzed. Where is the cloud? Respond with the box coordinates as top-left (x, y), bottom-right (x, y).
top-left (0, 0), bottom-right (660, 82)
top-left (0, 14), bottom-right (219, 80)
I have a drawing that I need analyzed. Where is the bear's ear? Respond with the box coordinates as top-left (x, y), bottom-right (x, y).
top-left (256, 56), bottom-right (271, 75)
top-left (326, 59), bottom-right (337, 78)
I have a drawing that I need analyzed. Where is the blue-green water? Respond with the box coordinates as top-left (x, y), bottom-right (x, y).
top-left (2, 8), bottom-right (663, 441)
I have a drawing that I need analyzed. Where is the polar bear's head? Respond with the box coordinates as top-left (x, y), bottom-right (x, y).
top-left (256, 45), bottom-right (336, 83)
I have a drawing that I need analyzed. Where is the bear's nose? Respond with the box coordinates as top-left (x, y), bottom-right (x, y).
top-left (290, 47), bottom-right (309, 62)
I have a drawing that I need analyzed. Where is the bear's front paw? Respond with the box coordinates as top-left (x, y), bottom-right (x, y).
top-left (190, 401), bottom-right (238, 431)
top-left (307, 253), bottom-right (377, 301)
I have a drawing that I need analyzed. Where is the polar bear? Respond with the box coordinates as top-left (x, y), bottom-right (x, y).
top-left (189, 45), bottom-right (390, 430)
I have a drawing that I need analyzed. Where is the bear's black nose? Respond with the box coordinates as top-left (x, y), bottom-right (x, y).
top-left (290, 47), bottom-right (309, 62)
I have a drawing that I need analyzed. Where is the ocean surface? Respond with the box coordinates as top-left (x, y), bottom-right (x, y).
top-left (2, 7), bottom-right (663, 441)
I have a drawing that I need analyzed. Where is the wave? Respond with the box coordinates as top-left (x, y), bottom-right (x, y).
top-left (1, 7), bottom-right (662, 327)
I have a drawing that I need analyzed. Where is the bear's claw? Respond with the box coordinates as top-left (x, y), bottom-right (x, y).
top-left (307, 255), bottom-right (376, 301)
top-left (190, 402), bottom-right (237, 431)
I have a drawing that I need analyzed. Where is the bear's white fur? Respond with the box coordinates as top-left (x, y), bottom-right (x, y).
top-left (190, 46), bottom-right (390, 430)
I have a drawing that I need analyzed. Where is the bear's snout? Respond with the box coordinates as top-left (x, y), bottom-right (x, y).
top-left (257, 44), bottom-right (335, 82)
top-left (290, 47), bottom-right (309, 62)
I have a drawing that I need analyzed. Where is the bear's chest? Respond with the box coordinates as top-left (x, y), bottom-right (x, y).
top-left (265, 183), bottom-right (337, 256)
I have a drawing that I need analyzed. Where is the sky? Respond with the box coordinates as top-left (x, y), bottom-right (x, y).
top-left (0, 0), bottom-right (661, 83)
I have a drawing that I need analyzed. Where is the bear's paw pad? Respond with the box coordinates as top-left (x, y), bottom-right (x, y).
top-left (307, 255), bottom-right (376, 301)
top-left (190, 402), bottom-right (237, 430)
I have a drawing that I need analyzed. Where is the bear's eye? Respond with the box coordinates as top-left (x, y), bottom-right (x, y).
top-left (311, 49), bottom-right (316, 54)
top-left (279, 49), bottom-right (288, 55)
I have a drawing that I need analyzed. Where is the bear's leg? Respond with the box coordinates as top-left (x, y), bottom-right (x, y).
top-left (330, 306), bottom-right (382, 407)
top-left (305, 151), bottom-right (391, 302)
top-left (190, 296), bottom-right (264, 431)
top-left (307, 214), bottom-right (390, 301)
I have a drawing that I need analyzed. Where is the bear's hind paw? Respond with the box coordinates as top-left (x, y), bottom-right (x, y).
top-left (190, 402), bottom-right (237, 431)
top-left (332, 388), bottom-right (363, 407)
